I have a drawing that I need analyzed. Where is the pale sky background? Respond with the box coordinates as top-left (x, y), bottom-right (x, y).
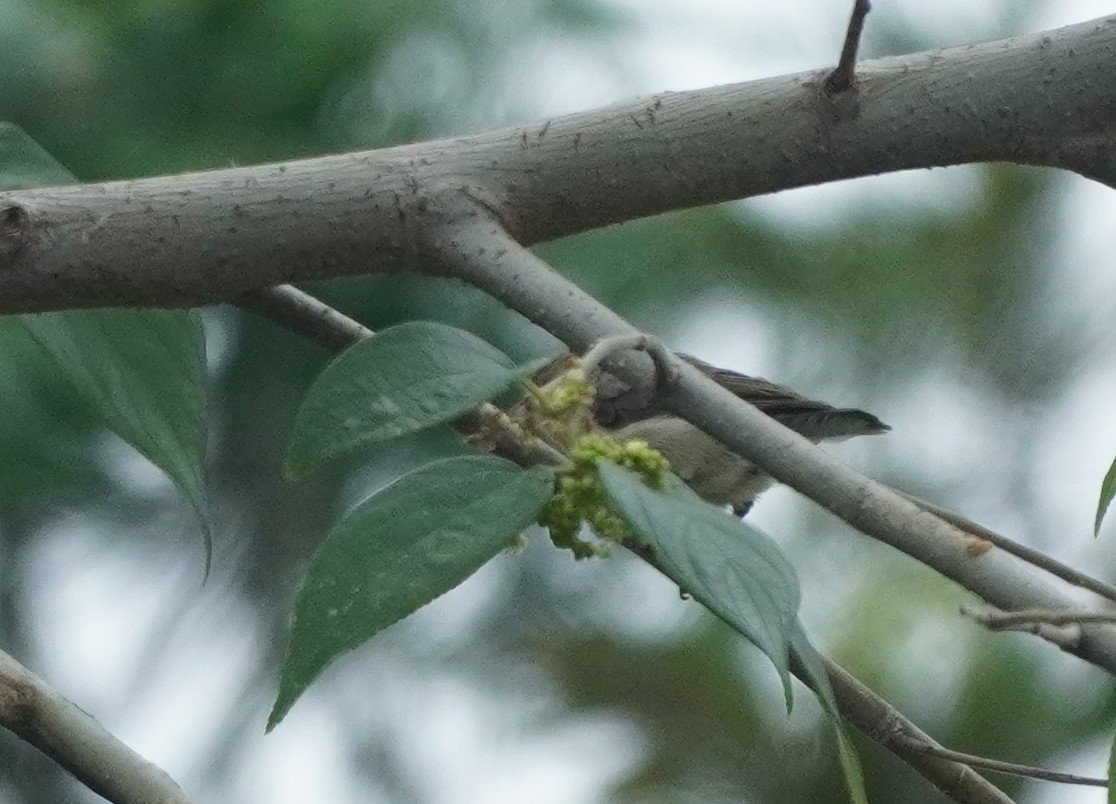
top-left (16, 2), bottom-right (1116, 803)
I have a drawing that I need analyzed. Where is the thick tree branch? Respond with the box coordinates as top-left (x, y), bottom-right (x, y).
top-left (0, 16), bottom-right (1113, 312)
top-left (0, 649), bottom-right (193, 804)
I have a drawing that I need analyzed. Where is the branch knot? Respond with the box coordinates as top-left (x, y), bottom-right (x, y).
top-left (0, 204), bottom-right (29, 260)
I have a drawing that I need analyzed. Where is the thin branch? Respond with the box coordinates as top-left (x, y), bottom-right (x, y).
top-left (249, 283), bottom-right (1020, 803)
top-left (236, 284), bottom-right (567, 471)
top-left (581, 334), bottom-right (675, 385)
top-left (0, 649), bottom-right (193, 804)
top-left (964, 607), bottom-right (1116, 628)
top-left (237, 284), bottom-right (372, 351)
top-left (899, 490), bottom-right (1116, 603)
top-left (810, 655), bottom-right (1014, 804)
top-left (895, 736), bottom-right (1107, 788)
top-left (624, 536), bottom-right (1015, 802)
top-left (963, 607), bottom-right (1084, 649)
top-left (239, 286), bottom-right (1112, 804)
top-left (825, 0), bottom-right (872, 94)
top-left (0, 13), bottom-right (1107, 802)
top-left (435, 217), bottom-right (1116, 677)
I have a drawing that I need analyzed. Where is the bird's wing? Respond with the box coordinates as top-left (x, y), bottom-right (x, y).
top-left (681, 355), bottom-right (890, 439)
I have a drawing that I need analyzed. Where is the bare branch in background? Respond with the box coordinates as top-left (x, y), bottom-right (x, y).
top-left (894, 737), bottom-right (1107, 789)
top-left (964, 607), bottom-right (1116, 628)
top-left (0, 649), bottom-right (193, 804)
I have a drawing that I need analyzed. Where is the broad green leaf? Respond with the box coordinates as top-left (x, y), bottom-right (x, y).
top-left (0, 124), bottom-right (211, 566)
top-left (1097, 456), bottom-right (1116, 536)
top-left (286, 321), bottom-right (548, 478)
top-left (269, 455), bottom-right (555, 729)
top-left (0, 122), bottom-right (75, 188)
top-left (597, 462), bottom-right (800, 708)
top-left (790, 626), bottom-right (869, 804)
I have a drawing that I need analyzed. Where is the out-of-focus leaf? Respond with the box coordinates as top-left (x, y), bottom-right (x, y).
top-left (269, 455), bottom-right (555, 730)
top-left (0, 319), bottom-right (103, 502)
top-left (597, 462), bottom-right (800, 708)
top-left (790, 627), bottom-right (868, 804)
top-left (286, 321), bottom-right (547, 478)
top-left (0, 122), bottom-right (76, 188)
top-left (1096, 456), bottom-right (1116, 536)
top-left (0, 123), bottom-right (211, 564)
top-left (20, 310), bottom-right (210, 539)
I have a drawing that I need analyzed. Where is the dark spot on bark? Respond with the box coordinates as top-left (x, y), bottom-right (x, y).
top-left (0, 204), bottom-right (29, 258)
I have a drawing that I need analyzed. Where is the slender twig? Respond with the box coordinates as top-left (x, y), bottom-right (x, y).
top-left (825, 0), bottom-right (872, 94)
top-left (626, 539), bottom-right (1015, 803)
top-left (963, 605), bottom-right (1088, 649)
top-left (248, 283), bottom-right (1021, 803)
top-left (975, 618), bottom-right (1084, 650)
top-left (581, 334), bottom-right (676, 386)
top-left (0, 649), bottom-right (193, 804)
top-left (236, 284), bottom-right (567, 470)
top-left (436, 217), bottom-right (1116, 676)
top-left (809, 655), bottom-right (1015, 803)
top-left (899, 490), bottom-right (1116, 604)
top-left (237, 284), bottom-right (371, 351)
top-left (963, 606), bottom-right (1116, 628)
top-left (895, 736), bottom-right (1107, 788)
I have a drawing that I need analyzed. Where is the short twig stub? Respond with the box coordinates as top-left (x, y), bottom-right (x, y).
top-left (824, 0), bottom-right (872, 95)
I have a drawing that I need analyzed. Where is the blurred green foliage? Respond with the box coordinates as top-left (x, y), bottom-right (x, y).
top-left (0, 1), bottom-right (1110, 803)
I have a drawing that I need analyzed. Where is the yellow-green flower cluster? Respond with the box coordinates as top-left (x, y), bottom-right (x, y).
top-left (540, 432), bottom-right (670, 559)
top-left (523, 366), bottom-right (596, 446)
top-left (532, 367), bottom-right (594, 419)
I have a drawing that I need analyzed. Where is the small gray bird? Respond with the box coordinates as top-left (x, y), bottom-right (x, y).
top-left (593, 355), bottom-right (889, 516)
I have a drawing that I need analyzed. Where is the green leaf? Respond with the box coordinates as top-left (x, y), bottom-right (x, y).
top-left (0, 124), bottom-right (211, 568)
top-left (1097, 456), bottom-right (1116, 536)
top-left (0, 122), bottom-right (76, 188)
top-left (286, 321), bottom-right (548, 478)
top-left (790, 627), bottom-right (869, 804)
top-left (20, 310), bottom-right (210, 561)
top-left (597, 462), bottom-right (800, 708)
top-left (269, 455), bottom-right (554, 730)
